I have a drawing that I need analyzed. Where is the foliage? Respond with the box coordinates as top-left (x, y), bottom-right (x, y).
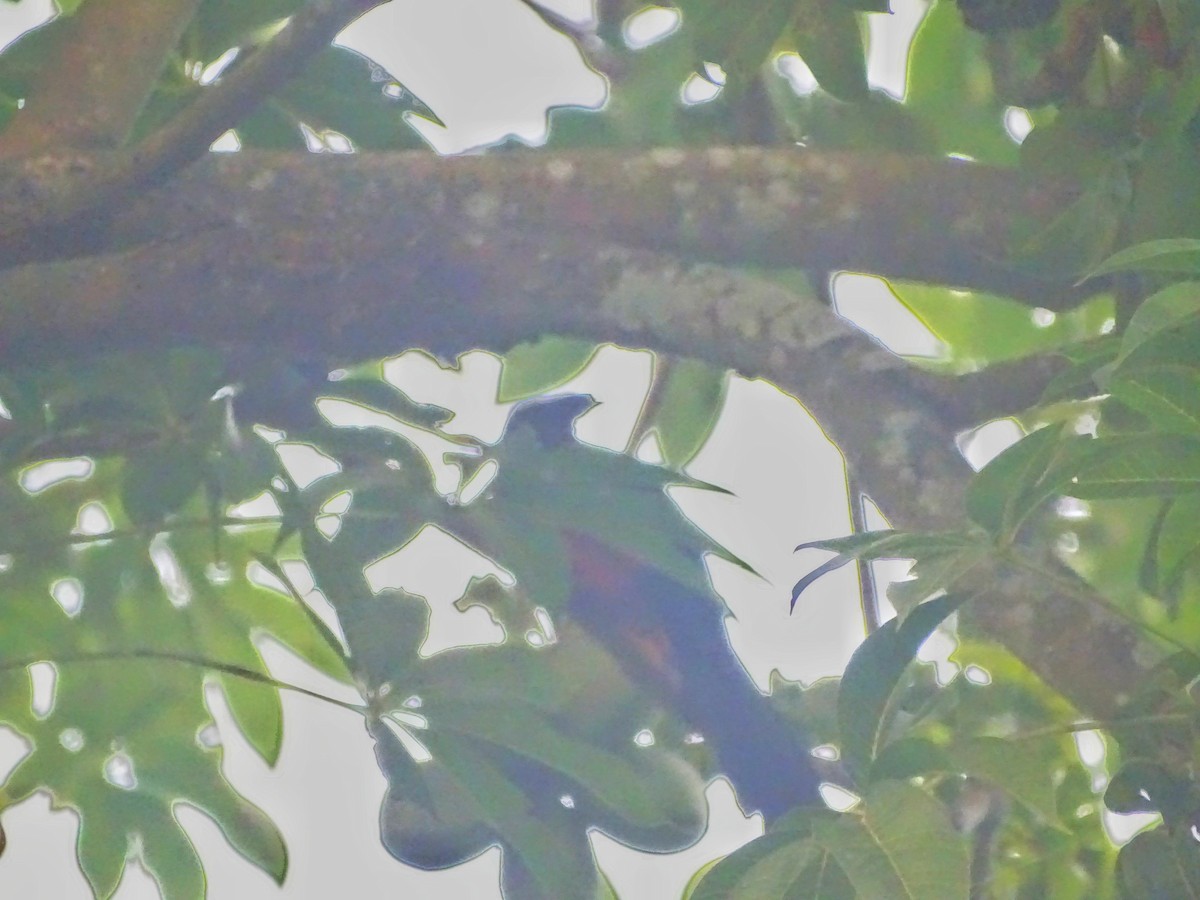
top-left (1, 0), bottom-right (1200, 897)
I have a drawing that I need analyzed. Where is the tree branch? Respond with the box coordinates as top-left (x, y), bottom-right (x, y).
top-left (0, 147), bottom-right (1088, 286)
top-left (0, 0), bottom-right (384, 256)
top-left (0, 0), bottom-right (204, 156)
top-left (125, 0), bottom-right (383, 187)
top-left (0, 149), bottom-right (1159, 719)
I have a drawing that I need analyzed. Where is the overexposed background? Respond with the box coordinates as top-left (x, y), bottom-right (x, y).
top-left (0, 0), bottom-right (941, 896)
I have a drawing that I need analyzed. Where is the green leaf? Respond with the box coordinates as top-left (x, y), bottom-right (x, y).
top-left (236, 45), bottom-right (435, 151)
top-left (884, 544), bottom-right (991, 618)
top-left (868, 736), bottom-right (951, 781)
top-left (1125, 134), bottom-right (1200, 249)
top-left (688, 828), bottom-right (855, 899)
top-left (767, 87), bottom-right (934, 153)
top-left (905, 0), bottom-right (1016, 163)
top-left (785, 0), bottom-right (869, 101)
top-left (498, 338), bottom-right (601, 403)
top-left (640, 357), bottom-right (727, 468)
top-left (1019, 108), bottom-right (1134, 183)
top-left (1068, 435), bottom-right (1200, 498)
top-left (678, 0), bottom-right (796, 89)
top-left (370, 635), bottom-right (709, 899)
top-left (1006, 164), bottom-right (1129, 279)
top-left (1106, 761), bottom-right (1197, 826)
top-left (1084, 238), bottom-right (1200, 280)
top-left (120, 441), bottom-right (206, 526)
top-left (1039, 338), bottom-right (1119, 404)
top-left (966, 425), bottom-right (1064, 538)
top-left (1140, 494), bottom-right (1200, 603)
top-left (1, 664), bottom-right (287, 898)
top-left (837, 593), bottom-right (964, 778)
top-left (889, 281), bottom-right (1114, 369)
top-left (810, 780), bottom-right (970, 899)
top-left (1116, 826), bottom-right (1200, 898)
top-left (1119, 283), bottom-right (1200, 364)
top-left (188, 0), bottom-right (304, 60)
top-left (1113, 321), bottom-right (1200, 397)
top-left (1109, 365), bottom-right (1200, 438)
top-left (3, 463), bottom-right (349, 757)
top-left (793, 530), bottom-right (981, 610)
top-left (946, 736), bottom-right (1061, 824)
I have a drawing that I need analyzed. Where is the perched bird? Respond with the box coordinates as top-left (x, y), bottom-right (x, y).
top-left (509, 395), bottom-right (822, 820)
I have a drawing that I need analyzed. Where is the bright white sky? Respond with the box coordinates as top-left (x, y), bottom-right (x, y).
top-left (0, 1), bottom-right (945, 897)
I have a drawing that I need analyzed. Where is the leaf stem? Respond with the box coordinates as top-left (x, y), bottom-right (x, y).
top-left (60, 515), bottom-right (282, 548)
top-left (1010, 713), bottom-right (1192, 742)
top-left (0, 648), bottom-right (364, 714)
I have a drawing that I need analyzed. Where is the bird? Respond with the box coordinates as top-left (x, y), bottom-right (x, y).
top-left (508, 394), bottom-right (823, 820)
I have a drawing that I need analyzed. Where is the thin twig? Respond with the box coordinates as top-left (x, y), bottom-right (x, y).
top-left (0, 648), bottom-right (363, 714)
top-left (0, 0), bottom-right (385, 244)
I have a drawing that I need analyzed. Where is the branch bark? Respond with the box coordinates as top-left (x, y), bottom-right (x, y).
top-left (0, 147), bottom-right (1159, 719)
top-left (0, 146), bottom-right (1087, 282)
top-left (0, 0), bottom-right (384, 257)
top-left (0, 0), bottom-right (203, 156)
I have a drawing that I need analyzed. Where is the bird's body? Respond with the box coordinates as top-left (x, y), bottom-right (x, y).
top-left (507, 393), bottom-right (822, 820)
top-left (563, 532), bottom-right (821, 820)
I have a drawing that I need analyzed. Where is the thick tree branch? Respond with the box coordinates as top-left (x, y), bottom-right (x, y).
top-left (0, 150), bottom-right (1158, 720)
top-left (0, 147), bottom-right (1087, 287)
top-left (0, 0), bottom-right (384, 254)
top-left (0, 0), bottom-right (203, 156)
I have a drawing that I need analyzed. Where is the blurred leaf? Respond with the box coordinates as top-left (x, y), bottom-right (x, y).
top-left (187, 0), bottom-right (302, 59)
top-left (1106, 761), bottom-right (1197, 826)
top-left (1109, 364), bottom-right (1200, 438)
top-left (498, 337), bottom-right (601, 402)
top-left (1039, 338), bottom-right (1118, 404)
top-left (1067, 435), bottom-right (1200, 498)
top-left (0, 16), bottom-right (67, 129)
top-left (1116, 826), bottom-right (1200, 898)
top-left (639, 356), bottom-right (727, 468)
top-left (810, 780), bottom-right (970, 899)
top-left (237, 45), bottom-right (434, 151)
top-left (885, 544), bottom-right (992, 617)
top-left (0, 349), bottom-right (354, 900)
top-left (1126, 135), bottom-right (1200, 247)
top-left (785, 0), bottom-right (869, 101)
top-left (905, 0), bottom-right (1016, 163)
top-left (1, 664), bottom-right (287, 899)
top-left (688, 826), bottom-right (855, 899)
top-left (678, 0), bottom-right (796, 89)
top-left (121, 441), bottom-right (207, 526)
top-left (368, 627), bottom-right (709, 899)
top-left (793, 529), bottom-right (982, 610)
top-left (869, 736), bottom-right (951, 781)
top-left (1118, 283), bottom-right (1200, 363)
top-left (1139, 494), bottom-right (1200, 603)
top-left (769, 86), bottom-right (934, 152)
top-left (947, 736), bottom-right (1061, 824)
top-left (548, 29), bottom-right (696, 149)
top-left (891, 281), bottom-right (1113, 370)
top-left (837, 593), bottom-right (964, 779)
top-left (966, 424), bottom-right (1064, 538)
top-left (1019, 108), bottom-right (1134, 183)
top-left (1084, 238), bottom-right (1200, 280)
top-left (1007, 163), bottom-right (1129, 279)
